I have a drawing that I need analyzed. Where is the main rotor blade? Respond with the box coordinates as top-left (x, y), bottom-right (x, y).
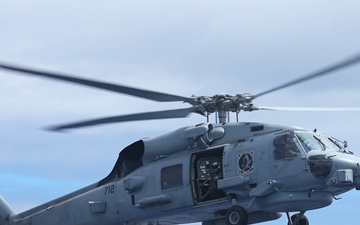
top-left (253, 53), bottom-right (360, 99)
top-left (47, 108), bottom-right (195, 131)
top-left (256, 106), bottom-right (360, 112)
top-left (0, 63), bottom-right (194, 103)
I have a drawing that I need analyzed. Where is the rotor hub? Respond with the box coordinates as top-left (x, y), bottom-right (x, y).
top-left (193, 93), bottom-right (254, 115)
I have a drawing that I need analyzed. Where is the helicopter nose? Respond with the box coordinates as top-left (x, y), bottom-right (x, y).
top-left (327, 154), bottom-right (360, 187)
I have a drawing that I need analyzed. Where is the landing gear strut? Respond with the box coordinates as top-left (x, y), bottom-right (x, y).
top-left (286, 211), bottom-right (309, 225)
top-left (225, 205), bottom-right (248, 225)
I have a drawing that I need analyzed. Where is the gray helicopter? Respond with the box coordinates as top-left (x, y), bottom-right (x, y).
top-left (1, 53), bottom-right (360, 225)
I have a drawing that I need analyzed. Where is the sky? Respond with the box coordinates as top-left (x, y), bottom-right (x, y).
top-left (1, 1), bottom-right (360, 224)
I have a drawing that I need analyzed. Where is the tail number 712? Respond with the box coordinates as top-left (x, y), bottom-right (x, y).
top-left (104, 184), bottom-right (115, 195)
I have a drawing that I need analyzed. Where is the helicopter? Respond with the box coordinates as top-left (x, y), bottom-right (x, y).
top-left (1, 53), bottom-right (360, 225)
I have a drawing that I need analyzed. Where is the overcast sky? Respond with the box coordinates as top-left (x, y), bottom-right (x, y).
top-left (1, 1), bottom-right (360, 224)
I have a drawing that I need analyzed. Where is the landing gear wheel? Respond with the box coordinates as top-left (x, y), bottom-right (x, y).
top-left (225, 206), bottom-right (248, 225)
top-left (287, 213), bottom-right (309, 225)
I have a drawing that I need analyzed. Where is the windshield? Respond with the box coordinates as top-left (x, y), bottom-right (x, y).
top-left (318, 136), bottom-right (342, 150)
top-left (295, 131), bottom-right (346, 153)
top-left (295, 131), bottom-right (325, 152)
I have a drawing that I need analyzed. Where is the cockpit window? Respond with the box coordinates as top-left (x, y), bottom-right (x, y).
top-left (273, 134), bottom-right (300, 160)
top-left (295, 131), bottom-right (351, 154)
top-left (295, 132), bottom-right (324, 152)
top-left (319, 136), bottom-right (344, 151)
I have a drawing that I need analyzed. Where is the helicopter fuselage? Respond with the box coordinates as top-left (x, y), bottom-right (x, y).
top-left (2, 122), bottom-right (360, 225)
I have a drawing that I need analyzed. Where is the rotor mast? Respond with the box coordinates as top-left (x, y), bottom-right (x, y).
top-left (218, 111), bottom-right (227, 124)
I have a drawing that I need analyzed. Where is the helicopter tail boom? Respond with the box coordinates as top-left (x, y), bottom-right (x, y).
top-left (0, 195), bottom-right (14, 225)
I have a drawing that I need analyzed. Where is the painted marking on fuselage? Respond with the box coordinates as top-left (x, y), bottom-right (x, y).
top-left (238, 151), bottom-right (254, 174)
top-left (104, 184), bottom-right (115, 195)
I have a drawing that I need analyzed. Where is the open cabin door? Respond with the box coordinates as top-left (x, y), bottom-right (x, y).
top-left (191, 147), bottom-right (227, 204)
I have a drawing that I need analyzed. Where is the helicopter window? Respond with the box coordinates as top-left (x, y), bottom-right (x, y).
top-left (310, 134), bottom-right (352, 154)
top-left (273, 134), bottom-right (300, 160)
top-left (295, 132), bottom-right (324, 152)
top-left (319, 135), bottom-right (348, 152)
top-left (307, 155), bottom-right (333, 179)
top-left (326, 137), bottom-right (342, 150)
top-left (161, 164), bottom-right (183, 190)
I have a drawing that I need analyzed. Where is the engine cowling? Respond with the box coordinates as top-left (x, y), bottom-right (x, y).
top-left (141, 123), bottom-right (224, 163)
